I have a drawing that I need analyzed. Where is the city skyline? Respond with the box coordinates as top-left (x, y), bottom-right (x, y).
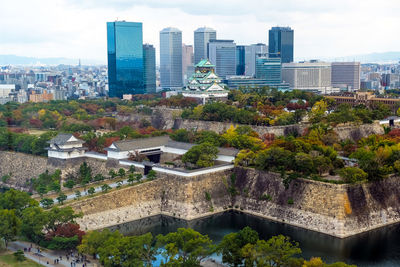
top-left (1, 0), bottom-right (400, 64)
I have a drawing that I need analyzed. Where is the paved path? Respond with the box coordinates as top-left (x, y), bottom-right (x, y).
top-left (8, 241), bottom-right (98, 267)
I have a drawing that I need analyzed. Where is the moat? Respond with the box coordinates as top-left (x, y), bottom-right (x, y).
top-left (109, 211), bottom-right (400, 267)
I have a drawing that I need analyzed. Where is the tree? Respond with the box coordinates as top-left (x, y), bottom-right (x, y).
top-left (135, 173), bottom-right (143, 183)
top-left (309, 100), bottom-right (328, 123)
top-left (57, 193), bottom-right (67, 205)
top-left (256, 147), bottom-right (293, 172)
top-left (0, 189), bottom-right (38, 215)
top-left (88, 187), bottom-right (96, 195)
top-left (127, 174), bottom-right (135, 185)
top-left (109, 169), bottom-right (117, 179)
top-left (129, 165), bottom-right (136, 173)
top-left (118, 168), bottom-right (126, 177)
top-left (182, 143), bottom-right (218, 168)
top-left (218, 226), bottom-right (259, 266)
top-left (75, 190), bottom-right (81, 200)
top-left (40, 198), bottom-right (54, 209)
top-left (147, 170), bottom-right (157, 180)
top-left (79, 162), bottom-right (92, 184)
top-left (78, 229), bottom-right (121, 260)
top-left (45, 207), bottom-right (82, 233)
top-left (0, 209), bottom-right (21, 247)
top-left (101, 184), bottom-right (112, 193)
top-left (63, 179), bottom-right (75, 189)
top-left (339, 167), bottom-right (368, 184)
top-left (156, 228), bottom-right (215, 266)
top-left (20, 206), bottom-right (47, 242)
top-left (250, 235), bottom-right (301, 267)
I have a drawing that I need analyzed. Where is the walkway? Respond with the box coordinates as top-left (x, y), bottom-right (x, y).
top-left (7, 241), bottom-right (98, 267)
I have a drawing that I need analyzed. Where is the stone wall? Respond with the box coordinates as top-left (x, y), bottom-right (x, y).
top-left (0, 151), bottom-right (130, 191)
top-left (117, 108), bottom-right (384, 141)
top-left (232, 168), bottom-right (400, 237)
top-left (69, 170), bottom-right (232, 231)
top-left (0, 151), bottom-right (57, 190)
top-left (71, 166), bottom-right (400, 238)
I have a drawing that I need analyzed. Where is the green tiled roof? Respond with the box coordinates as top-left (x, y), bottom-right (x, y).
top-left (195, 59), bottom-right (215, 68)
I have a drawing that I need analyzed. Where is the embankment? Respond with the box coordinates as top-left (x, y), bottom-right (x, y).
top-left (71, 167), bottom-right (400, 238)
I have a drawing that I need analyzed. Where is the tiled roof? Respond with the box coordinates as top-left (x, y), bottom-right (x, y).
top-left (47, 133), bottom-right (84, 145)
top-left (108, 136), bottom-right (170, 152)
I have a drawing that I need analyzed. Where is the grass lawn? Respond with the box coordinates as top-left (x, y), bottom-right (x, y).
top-left (0, 251), bottom-right (43, 267)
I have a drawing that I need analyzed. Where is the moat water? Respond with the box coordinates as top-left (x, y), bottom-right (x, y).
top-left (109, 211), bottom-right (400, 267)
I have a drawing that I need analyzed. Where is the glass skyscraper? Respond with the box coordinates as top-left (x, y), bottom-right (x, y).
top-left (107, 21), bottom-right (144, 97)
top-left (160, 27), bottom-right (183, 90)
top-left (256, 57), bottom-right (282, 85)
top-left (268, 27), bottom-right (294, 64)
top-left (194, 27), bottom-right (216, 65)
top-left (208, 40), bottom-right (236, 79)
top-left (143, 44), bottom-right (156, 93)
top-left (236, 45), bottom-right (246, 75)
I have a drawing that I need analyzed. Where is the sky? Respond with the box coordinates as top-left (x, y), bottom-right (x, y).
top-left (1, 0), bottom-right (400, 64)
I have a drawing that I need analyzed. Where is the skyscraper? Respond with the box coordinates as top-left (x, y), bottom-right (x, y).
top-left (182, 44), bottom-right (194, 83)
top-left (194, 27), bottom-right (217, 64)
top-left (208, 40), bottom-right (236, 79)
top-left (107, 21), bottom-right (144, 97)
top-left (256, 57), bottom-right (282, 85)
top-left (245, 43), bottom-right (268, 77)
top-left (268, 26), bottom-right (294, 63)
top-left (160, 27), bottom-right (183, 90)
top-left (236, 45), bottom-right (246, 75)
top-left (331, 62), bottom-right (361, 91)
top-left (143, 44), bottom-right (156, 93)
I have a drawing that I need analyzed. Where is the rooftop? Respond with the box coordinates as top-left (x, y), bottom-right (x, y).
top-left (47, 133), bottom-right (84, 145)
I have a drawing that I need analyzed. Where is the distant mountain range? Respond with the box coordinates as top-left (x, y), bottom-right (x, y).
top-left (306, 52), bottom-right (400, 64)
top-left (1, 51), bottom-right (400, 66)
top-left (0, 55), bottom-right (105, 66)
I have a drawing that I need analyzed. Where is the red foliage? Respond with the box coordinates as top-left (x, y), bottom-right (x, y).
top-left (262, 133), bottom-right (275, 147)
top-left (388, 128), bottom-right (400, 138)
top-left (29, 119), bottom-right (43, 128)
top-left (138, 126), bottom-right (157, 135)
top-left (81, 103), bottom-right (100, 114)
top-left (286, 102), bottom-right (308, 111)
top-left (45, 223), bottom-right (86, 242)
top-left (104, 137), bottom-right (120, 148)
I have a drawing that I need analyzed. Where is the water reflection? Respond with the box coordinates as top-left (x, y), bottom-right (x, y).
top-left (108, 211), bottom-right (400, 267)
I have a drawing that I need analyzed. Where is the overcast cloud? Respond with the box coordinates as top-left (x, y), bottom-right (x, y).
top-left (1, 0), bottom-right (399, 63)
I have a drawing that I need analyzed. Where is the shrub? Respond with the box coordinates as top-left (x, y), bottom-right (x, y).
top-left (339, 167), bottom-right (368, 184)
top-left (287, 198), bottom-right (294, 205)
top-left (13, 250), bottom-right (26, 261)
top-left (261, 194), bottom-right (272, 201)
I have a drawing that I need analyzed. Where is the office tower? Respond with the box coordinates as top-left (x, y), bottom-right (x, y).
top-left (160, 27), bottom-right (183, 90)
top-left (236, 46), bottom-right (246, 75)
top-left (107, 21), bottom-right (144, 97)
top-left (269, 26), bottom-right (294, 63)
top-left (208, 40), bottom-right (236, 79)
top-left (194, 27), bottom-right (217, 64)
top-left (182, 44), bottom-right (194, 82)
top-left (331, 62), bottom-right (361, 91)
top-left (143, 44), bottom-right (156, 93)
top-left (245, 43), bottom-right (268, 77)
top-left (256, 57), bottom-right (282, 85)
top-left (282, 61), bottom-right (332, 92)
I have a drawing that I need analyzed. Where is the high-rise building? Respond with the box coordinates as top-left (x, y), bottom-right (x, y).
top-left (269, 26), bottom-right (294, 63)
top-left (255, 57), bottom-right (282, 85)
top-left (282, 61), bottom-right (332, 93)
top-left (208, 40), bottom-right (236, 79)
top-left (182, 44), bottom-right (194, 83)
top-left (245, 43), bottom-right (268, 77)
top-left (160, 27), bottom-right (183, 90)
top-left (107, 21), bottom-right (144, 97)
top-left (194, 27), bottom-right (217, 64)
top-left (236, 46), bottom-right (246, 75)
top-left (331, 62), bottom-right (361, 91)
top-left (143, 44), bottom-right (156, 93)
